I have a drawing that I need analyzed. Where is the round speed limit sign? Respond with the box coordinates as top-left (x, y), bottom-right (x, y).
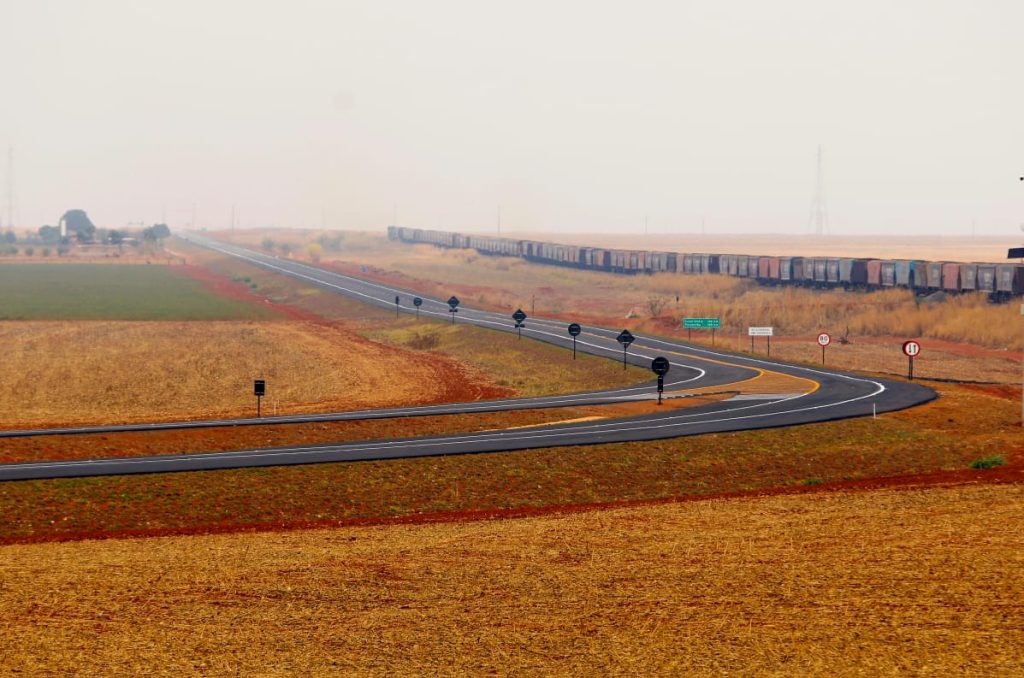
top-left (817, 333), bottom-right (831, 347)
top-left (902, 340), bottom-right (921, 357)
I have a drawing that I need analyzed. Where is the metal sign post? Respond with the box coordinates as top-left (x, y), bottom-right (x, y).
top-left (413, 296), bottom-right (422, 319)
top-left (616, 329), bottom-right (635, 370)
top-left (902, 340), bottom-right (921, 380)
top-left (447, 296), bottom-right (460, 324)
top-left (651, 356), bottom-right (670, 405)
top-left (568, 322), bottom-right (582, 359)
top-left (817, 332), bottom-right (831, 365)
top-left (512, 309), bottom-right (527, 339)
top-left (748, 326), bottom-right (773, 355)
top-left (254, 379), bottom-right (266, 418)
top-left (394, 295), bottom-right (400, 317)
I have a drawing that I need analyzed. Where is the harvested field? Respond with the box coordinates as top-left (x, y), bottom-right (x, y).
top-left (1, 382), bottom-right (1019, 543)
top-left (0, 263), bottom-right (275, 320)
top-left (1, 482), bottom-right (1021, 674)
top-left (0, 321), bottom-right (507, 427)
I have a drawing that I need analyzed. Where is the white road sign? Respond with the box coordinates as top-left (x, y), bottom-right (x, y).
top-left (902, 340), bottom-right (921, 357)
top-left (748, 327), bottom-right (774, 337)
top-left (817, 333), bottom-right (831, 347)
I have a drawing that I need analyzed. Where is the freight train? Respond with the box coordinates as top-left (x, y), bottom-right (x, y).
top-left (386, 227), bottom-right (1024, 301)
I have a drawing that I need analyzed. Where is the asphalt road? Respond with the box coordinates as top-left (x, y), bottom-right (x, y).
top-left (0, 234), bottom-right (936, 481)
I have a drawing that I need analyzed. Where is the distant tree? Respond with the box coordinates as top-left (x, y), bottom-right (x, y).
top-left (61, 209), bottom-right (97, 241)
top-left (279, 242), bottom-right (295, 257)
top-left (151, 223), bottom-right (171, 240)
top-left (3, 231), bottom-right (15, 244)
top-left (317, 232), bottom-right (343, 252)
top-left (38, 225), bottom-right (61, 244)
top-left (24, 246), bottom-right (34, 256)
top-left (261, 237), bottom-right (276, 252)
top-left (41, 247), bottom-right (50, 257)
top-left (108, 230), bottom-right (124, 245)
top-left (305, 242), bottom-right (322, 262)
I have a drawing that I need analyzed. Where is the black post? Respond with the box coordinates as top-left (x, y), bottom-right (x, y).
top-left (395, 296), bottom-right (400, 317)
top-left (657, 375), bottom-right (664, 405)
top-left (572, 336), bottom-right (576, 360)
top-left (908, 356), bottom-right (914, 380)
top-left (623, 346), bottom-right (628, 370)
top-left (767, 335), bottom-right (771, 357)
top-left (750, 336), bottom-right (754, 353)
top-left (257, 395), bottom-right (262, 418)
top-left (712, 328), bottom-right (715, 347)
top-left (688, 328), bottom-right (692, 342)
top-left (416, 307), bottom-right (419, 319)
top-left (518, 326), bottom-right (522, 339)
top-left (822, 344), bottom-right (826, 365)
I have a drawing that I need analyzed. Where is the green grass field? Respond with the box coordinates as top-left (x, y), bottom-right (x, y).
top-left (0, 264), bottom-right (277, 320)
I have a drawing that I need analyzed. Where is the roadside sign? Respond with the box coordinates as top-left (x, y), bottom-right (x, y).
top-left (616, 329), bottom-right (635, 370)
top-left (902, 340), bottom-right (921, 380)
top-left (651, 356), bottom-right (670, 376)
top-left (394, 295), bottom-right (401, 317)
top-left (568, 322), bottom-right (582, 360)
top-left (413, 296), bottom-right (422, 319)
top-left (748, 326), bottom-right (774, 356)
top-left (512, 308), bottom-right (527, 338)
top-left (683, 318), bottom-right (720, 329)
top-left (447, 296), bottom-right (460, 324)
top-left (817, 332), bottom-right (831, 365)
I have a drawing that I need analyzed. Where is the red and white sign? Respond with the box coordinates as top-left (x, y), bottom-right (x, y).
top-left (817, 333), bottom-right (831, 347)
top-left (902, 340), bottom-right (921, 358)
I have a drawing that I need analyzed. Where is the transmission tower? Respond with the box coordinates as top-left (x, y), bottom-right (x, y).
top-left (808, 145), bottom-right (828, 236)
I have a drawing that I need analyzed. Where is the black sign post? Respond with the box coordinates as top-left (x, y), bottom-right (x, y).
top-left (254, 379), bottom-right (266, 418)
top-left (651, 356), bottom-right (671, 405)
top-left (395, 295), bottom-right (400, 317)
top-left (616, 329), bottom-right (635, 370)
top-left (413, 296), bottom-right (423, 319)
top-left (448, 296), bottom-right (460, 324)
top-left (512, 309), bottom-right (527, 339)
top-left (568, 322), bottom-right (582, 359)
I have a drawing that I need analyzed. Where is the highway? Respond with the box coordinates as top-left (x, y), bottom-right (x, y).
top-left (0, 234), bottom-right (936, 481)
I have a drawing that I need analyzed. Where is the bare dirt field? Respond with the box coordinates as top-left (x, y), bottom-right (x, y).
top-left (1, 482), bottom-right (1020, 675)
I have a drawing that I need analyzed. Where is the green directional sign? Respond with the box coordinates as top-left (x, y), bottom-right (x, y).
top-left (683, 317), bottom-right (720, 329)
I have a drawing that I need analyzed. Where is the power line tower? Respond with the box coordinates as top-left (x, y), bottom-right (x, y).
top-left (808, 145), bottom-right (828, 236)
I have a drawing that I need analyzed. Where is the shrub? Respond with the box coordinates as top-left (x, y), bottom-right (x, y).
top-left (406, 331), bottom-right (441, 350)
top-left (970, 455), bottom-right (1005, 470)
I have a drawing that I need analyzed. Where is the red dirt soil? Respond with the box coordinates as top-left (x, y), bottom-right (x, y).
top-left (4, 462), bottom-right (1019, 547)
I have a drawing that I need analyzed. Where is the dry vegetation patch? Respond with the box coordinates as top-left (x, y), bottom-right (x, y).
top-left (0, 321), bottom-right (504, 427)
top-left (1, 483), bottom-right (1021, 674)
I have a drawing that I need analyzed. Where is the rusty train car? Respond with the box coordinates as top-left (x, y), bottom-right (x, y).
top-left (386, 226), bottom-right (1024, 300)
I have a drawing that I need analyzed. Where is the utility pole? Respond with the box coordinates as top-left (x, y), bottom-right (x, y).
top-left (809, 145), bottom-right (828, 236)
top-left (5, 146), bottom-right (14, 230)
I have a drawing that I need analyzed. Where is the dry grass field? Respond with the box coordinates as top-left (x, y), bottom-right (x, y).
top-left (0, 321), bottom-right (507, 427)
top-left (1, 482), bottom-right (1021, 675)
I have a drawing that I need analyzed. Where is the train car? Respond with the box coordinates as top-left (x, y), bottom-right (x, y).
top-left (995, 264), bottom-right (1024, 300)
top-left (826, 258), bottom-right (841, 285)
top-left (767, 256), bottom-right (781, 281)
top-left (839, 259), bottom-right (869, 288)
top-left (756, 256), bottom-right (770, 280)
top-left (880, 260), bottom-right (897, 287)
top-left (737, 255), bottom-right (749, 277)
top-left (812, 258), bottom-right (828, 285)
top-left (958, 263), bottom-right (977, 292)
top-left (926, 262), bottom-right (945, 290)
top-left (977, 264), bottom-right (996, 293)
top-left (866, 259), bottom-right (882, 288)
top-left (941, 263), bottom-right (961, 292)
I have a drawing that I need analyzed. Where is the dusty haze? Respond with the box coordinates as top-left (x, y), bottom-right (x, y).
top-left (2, 1), bottom-right (1021, 237)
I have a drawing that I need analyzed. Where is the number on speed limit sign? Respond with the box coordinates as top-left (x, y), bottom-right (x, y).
top-left (902, 340), bottom-right (921, 357)
top-left (817, 333), bottom-right (831, 347)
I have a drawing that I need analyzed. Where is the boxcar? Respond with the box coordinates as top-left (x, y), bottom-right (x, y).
top-left (926, 262), bottom-right (945, 290)
top-left (941, 263), bottom-right (961, 292)
top-left (839, 259), bottom-right (868, 288)
top-left (880, 260), bottom-right (897, 287)
top-left (866, 260), bottom-right (882, 288)
top-left (757, 256), bottom-right (771, 280)
top-left (977, 264), bottom-right (996, 293)
top-left (959, 263), bottom-right (977, 292)
top-left (737, 256), bottom-right (749, 277)
top-left (995, 264), bottom-right (1024, 299)
top-left (825, 258), bottom-right (841, 285)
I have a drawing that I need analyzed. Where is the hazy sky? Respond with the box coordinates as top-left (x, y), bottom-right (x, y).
top-left (1, 1), bottom-right (1021, 235)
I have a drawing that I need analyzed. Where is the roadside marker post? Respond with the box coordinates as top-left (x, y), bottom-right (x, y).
top-left (651, 356), bottom-right (670, 405)
top-left (568, 322), bottom-right (582, 359)
top-left (413, 296), bottom-right (422, 319)
top-left (748, 326), bottom-right (773, 356)
top-left (254, 379), bottom-right (266, 418)
top-left (512, 309), bottom-right (527, 339)
top-left (395, 295), bottom-right (400, 317)
top-left (902, 340), bottom-right (921, 380)
top-left (616, 329), bottom-right (635, 370)
top-left (817, 332), bottom-right (832, 365)
top-left (683, 318), bottom-right (720, 346)
top-left (447, 296), bottom-right (460, 324)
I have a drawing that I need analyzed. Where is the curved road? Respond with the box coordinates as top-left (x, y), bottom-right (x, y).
top-left (0, 234), bottom-right (935, 481)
